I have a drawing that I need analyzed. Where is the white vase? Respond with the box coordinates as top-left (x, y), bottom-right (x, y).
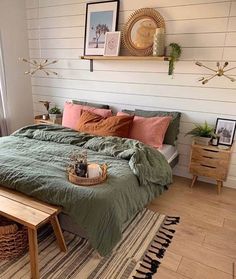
top-left (49, 113), bottom-right (62, 120)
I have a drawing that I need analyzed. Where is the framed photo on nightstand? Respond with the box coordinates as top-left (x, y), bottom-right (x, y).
top-left (215, 118), bottom-right (236, 146)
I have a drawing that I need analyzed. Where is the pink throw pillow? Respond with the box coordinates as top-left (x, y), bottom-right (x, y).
top-left (62, 102), bottom-right (82, 129)
top-left (62, 102), bottom-right (113, 130)
top-left (117, 112), bottom-right (171, 148)
top-left (81, 105), bottom-right (112, 118)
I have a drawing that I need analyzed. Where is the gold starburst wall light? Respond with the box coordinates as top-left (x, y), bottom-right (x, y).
top-left (196, 0), bottom-right (235, 85)
top-left (19, 58), bottom-right (58, 76)
top-left (20, 0), bottom-right (58, 76)
top-left (196, 61), bottom-right (236, 85)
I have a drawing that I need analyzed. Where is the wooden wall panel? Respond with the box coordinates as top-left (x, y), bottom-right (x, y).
top-left (25, 0), bottom-right (236, 188)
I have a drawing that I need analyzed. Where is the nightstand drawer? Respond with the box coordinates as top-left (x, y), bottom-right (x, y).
top-left (192, 145), bottom-right (230, 160)
top-left (190, 162), bottom-right (227, 180)
top-left (191, 153), bottom-right (229, 168)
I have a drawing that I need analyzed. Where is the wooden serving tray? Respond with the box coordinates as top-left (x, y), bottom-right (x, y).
top-left (68, 164), bottom-right (107, 186)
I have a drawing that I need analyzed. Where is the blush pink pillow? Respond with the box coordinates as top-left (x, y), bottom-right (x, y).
top-left (62, 102), bottom-right (113, 130)
top-left (62, 102), bottom-right (82, 129)
top-left (81, 105), bottom-right (112, 118)
top-left (117, 112), bottom-right (171, 148)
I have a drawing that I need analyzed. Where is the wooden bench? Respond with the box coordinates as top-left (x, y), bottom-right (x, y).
top-left (0, 186), bottom-right (67, 279)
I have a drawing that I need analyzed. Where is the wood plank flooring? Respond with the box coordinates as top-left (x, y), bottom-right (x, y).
top-left (148, 176), bottom-right (236, 279)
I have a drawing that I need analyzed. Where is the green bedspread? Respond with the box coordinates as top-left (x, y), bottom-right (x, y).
top-left (0, 125), bottom-right (172, 256)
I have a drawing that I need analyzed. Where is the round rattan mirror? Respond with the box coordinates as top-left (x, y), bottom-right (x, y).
top-left (122, 8), bottom-right (165, 56)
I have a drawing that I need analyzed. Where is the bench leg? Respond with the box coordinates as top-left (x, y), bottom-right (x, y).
top-left (28, 228), bottom-right (39, 279)
top-left (50, 215), bottom-right (67, 252)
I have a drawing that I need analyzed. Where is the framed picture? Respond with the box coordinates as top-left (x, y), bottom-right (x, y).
top-left (215, 118), bottom-right (236, 146)
top-left (104, 31), bottom-right (121, 56)
top-left (84, 0), bottom-right (120, 56)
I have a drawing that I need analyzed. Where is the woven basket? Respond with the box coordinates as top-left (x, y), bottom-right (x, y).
top-left (69, 164), bottom-right (107, 186)
top-left (0, 216), bottom-right (28, 261)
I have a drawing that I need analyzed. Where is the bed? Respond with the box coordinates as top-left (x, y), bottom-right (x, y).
top-left (0, 123), bottom-right (174, 256)
top-left (159, 144), bottom-right (179, 167)
top-left (59, 142), bottom-right (179, 239)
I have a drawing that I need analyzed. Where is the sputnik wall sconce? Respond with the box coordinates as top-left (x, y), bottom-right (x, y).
top-left (19, 58), bottom-right (58, 76)
top-left (195, 61), bottom-right (236, 85)
top-left (19, 0), bottom-right (58, 76)
top-left (196, 0), bottom-right (235, 85)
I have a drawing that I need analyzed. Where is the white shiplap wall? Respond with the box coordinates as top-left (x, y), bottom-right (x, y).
top-left (25, 0), bottom-right (236, 188)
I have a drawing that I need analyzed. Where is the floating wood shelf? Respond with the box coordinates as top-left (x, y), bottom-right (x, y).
top-left (80, 56), bottom-right (170, 72)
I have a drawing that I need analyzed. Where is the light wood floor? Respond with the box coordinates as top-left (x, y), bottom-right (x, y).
top-left (148, 176), bottom-right (236, 279)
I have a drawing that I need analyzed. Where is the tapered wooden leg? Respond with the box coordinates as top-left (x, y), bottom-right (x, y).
top-left (217, 180), bottom-right (223, 195)
top-left (28, 228), bottom-right (39, 279)
top-left (50, 215), bottom-right (67, 252)
top-left (190, 175), bottom-right (198, 188)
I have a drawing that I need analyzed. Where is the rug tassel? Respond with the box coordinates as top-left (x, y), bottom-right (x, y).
top-left (143, 257), bottom-right (160, 268)
top-left (136, 269), bottom-right (153, 279)
top-left (133, 215), bottom-right (179, 279)
top-left (156, 235), bottom-right (171, 243)
top-left (164, 222), bottom-right (177, 226)
top-left (149, 246), bottom-right (166, 255)
top-left (148, 248), bottom-right (165, 259)
top-left (153, 239), bottom-right (169, 248)
top-left (140, 263), bottom-right (157, 273)
top-left (161, 226), bottom-right (176, 234)
top-left (165, 218), bottom-right (180, 224)
top-left (167, 216), bottom-right (180, 221)
top-left (158, 230), bottom-right (173, 239)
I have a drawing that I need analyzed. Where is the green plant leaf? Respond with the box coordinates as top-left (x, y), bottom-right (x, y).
top-left (49, 106), bottom-right (61, 114)
top-left (185, 121), bottom-right (214, 138)
top-left (168, 43), bottom-right (182, 76)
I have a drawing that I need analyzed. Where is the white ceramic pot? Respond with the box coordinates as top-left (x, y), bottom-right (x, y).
top-left (194, 136), bottom-right (211, 146)
top-left (49, 113), bottom-right (62, 120)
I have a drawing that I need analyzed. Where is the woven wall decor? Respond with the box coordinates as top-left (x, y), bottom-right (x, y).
top-left (122, 8), bottom-right (165, 56)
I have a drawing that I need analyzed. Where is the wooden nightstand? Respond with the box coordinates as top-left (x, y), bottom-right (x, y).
top-left (34, 115), bottom-right (62, 125)
top-left (189, 144), bottom-right (232, 194)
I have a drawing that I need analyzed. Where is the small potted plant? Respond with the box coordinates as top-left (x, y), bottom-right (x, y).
top-left (48, 106), bottom-right (62, 121)
top-left (168, 43), bottom-right (182, 76)
top-left (185, 121), bottom-right (214, 146)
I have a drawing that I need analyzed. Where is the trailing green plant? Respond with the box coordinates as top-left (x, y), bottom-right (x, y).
top-left (168, 43), bottom-right (182, 75)
top-left (49, 106), bottom-right (61, 114)
top-left (185, 121), bottom-right (214, 138)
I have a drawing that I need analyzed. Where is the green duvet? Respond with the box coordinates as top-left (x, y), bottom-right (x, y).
top-left (0, 125), bottom-right (172, 256)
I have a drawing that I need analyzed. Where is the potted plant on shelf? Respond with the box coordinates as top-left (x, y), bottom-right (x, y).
top-left (48, 106), bottom-right (62, 121)
top-left (168, 43), bottom-right (182, 76)
top-left (185, 121), bottom-right (214, 146)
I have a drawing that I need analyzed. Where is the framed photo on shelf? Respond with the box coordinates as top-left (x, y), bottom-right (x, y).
top-left (215, 118), bottom-right (236, 146)
top-left (84, 0), bottom-right (120, 56)
top-left (104, 31), bottom-right (121, 56)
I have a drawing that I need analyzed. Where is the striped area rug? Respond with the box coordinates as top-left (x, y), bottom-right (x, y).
top-left (0, 209), bottom-right (179, 279)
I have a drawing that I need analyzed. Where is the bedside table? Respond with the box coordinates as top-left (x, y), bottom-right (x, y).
top-left (34, 115), bottom-right (62, 125)
top-left (189, 144), bottom-right (232, 194)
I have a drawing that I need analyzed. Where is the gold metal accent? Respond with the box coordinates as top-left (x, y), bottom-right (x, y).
top-left (19, 0), bottom-right (59, 76)
top-left (196, 61), bottom-right (236, 84)
top-left (122, 8), bottom-right (165, 56)
top-left (39, 101), bottom-right (50, 112)
top-left (19, 58), bottom-right (58, 76)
